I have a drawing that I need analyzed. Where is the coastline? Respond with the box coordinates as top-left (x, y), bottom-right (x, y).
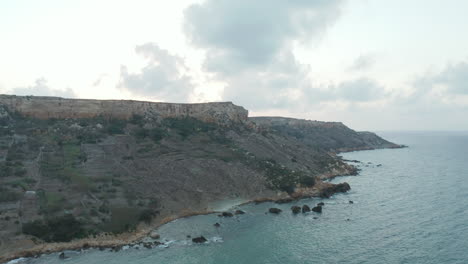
top-left (1, 181), bottom-right (351, 263)
top-left (1, 146), bottom-right (405, 264)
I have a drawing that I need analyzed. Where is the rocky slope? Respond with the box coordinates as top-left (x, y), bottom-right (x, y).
top-left (0, 95), bottom-right (401, 261)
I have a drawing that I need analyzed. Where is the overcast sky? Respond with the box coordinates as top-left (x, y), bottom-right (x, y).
top-left (1, 0), bottom-right (467, 131)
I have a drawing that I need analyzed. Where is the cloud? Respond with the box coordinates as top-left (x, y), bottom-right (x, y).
top-left (348, 54), bottom-right (375, 71)
top-left (184, 0), bottom-right (344, 109)
top-left (431, 61), bottom-right (468, 94)
top-left (184, 0), bottom-right (342, 75)
top-left (10, 78), bottom-right (76, 98)
top-left (118, 43), bottom-right (193, 102)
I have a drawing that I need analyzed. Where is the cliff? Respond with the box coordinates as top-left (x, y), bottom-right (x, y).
top-left (0, 95), bottom-right (248, 125)
top-left (0, 95), bottom-right (400, 262)
top-left (250, 116), bottom-right (400, 151)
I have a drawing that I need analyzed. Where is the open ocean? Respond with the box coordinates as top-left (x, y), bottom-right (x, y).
top-left (13, 131), bottom-right (468, 264)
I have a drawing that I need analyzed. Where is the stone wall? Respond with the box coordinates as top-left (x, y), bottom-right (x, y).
top-left (0, 95), bottom-right (249, 125)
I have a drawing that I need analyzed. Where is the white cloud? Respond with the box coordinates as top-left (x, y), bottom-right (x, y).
top-left (118, 43), bottom-right (194, 102)
top-left (9, 78), bottom-right (76, 98)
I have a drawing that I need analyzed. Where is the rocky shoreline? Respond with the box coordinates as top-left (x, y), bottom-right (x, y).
top-left (0, 176), bottom-right (354, 264)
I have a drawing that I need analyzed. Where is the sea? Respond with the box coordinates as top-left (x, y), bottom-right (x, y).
top-left (12, 131), bottom-right (468, 264)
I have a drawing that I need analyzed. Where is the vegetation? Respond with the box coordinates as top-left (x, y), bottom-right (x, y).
top-left (163, 117), bottom-right (217, 139)
top-left (0, 187), bottom-right (20, 202)
top-left (22, 215), bottom-right (86, 242)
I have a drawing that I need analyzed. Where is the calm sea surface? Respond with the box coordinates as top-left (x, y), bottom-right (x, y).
top-left (14, 132), bottom-right (468, 264)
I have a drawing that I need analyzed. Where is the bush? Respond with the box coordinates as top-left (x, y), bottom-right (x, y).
top-left (162, 117), bottom-right (216, 139)
top-left (139, 209), bottom-right (156, 224)
top-left (129, 114), bottom-right (145, 126)
top-left (0, 187), bottom-right (20, 202)
top-left (105, 119), bottom-right (126, 135)
top-left (22, 215), bottom-right (87, 242)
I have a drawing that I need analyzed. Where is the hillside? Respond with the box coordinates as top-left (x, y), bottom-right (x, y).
top-left (0, 95), bottom-right (401, 260)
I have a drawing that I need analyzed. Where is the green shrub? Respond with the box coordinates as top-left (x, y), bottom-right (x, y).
top-left (105, 119), bottom-right (126, 135)
top-left (0, 187), bottom-right (20, 202)
top-left (139, 209), bottom-right (157, 224)
top-left (129, 114), bottom-right (145, 126)
top-left (22, 215), bottom-right (86, 242)
top-left (162, 117), bottom-right (216, 139)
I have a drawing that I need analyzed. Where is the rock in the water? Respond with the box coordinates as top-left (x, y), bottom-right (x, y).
top-left (291, 206), bottom-right (301, 214)
top-left (349, 200), bottom-right (354, 204)
top-left (302, 205), bottom-right (311, 213)
top-left (220, 212), bottom-right (234, 217)
top-left (312, 205), bottom-right (322, 213)
top-left (269, 208), bottom-right (282, 214)
top-left (192, 236), bottom-right (208, 243)
top-left (214, 222), bottom-right (221, 227)
top-left (143, 242), bottom-right (153, 249)
top-left (234, 210), bottom-right (245, 215)
top-left (111, 246), bottom-right (122, 252)
top-left (59, 252), bottom-right (66, 259)
top-left (317, 202), bottom-right (325, 206)
top-left (150, 231), bottom-right (160, 239)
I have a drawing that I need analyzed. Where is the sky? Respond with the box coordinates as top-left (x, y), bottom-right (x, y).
top-left (1, 0), bottom-right (468, 131)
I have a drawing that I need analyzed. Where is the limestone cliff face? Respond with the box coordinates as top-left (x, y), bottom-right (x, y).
top-left (0, 95), bottom-right (248, 125)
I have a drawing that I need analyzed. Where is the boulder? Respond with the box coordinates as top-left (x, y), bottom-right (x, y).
top-left (150, 231), bottom-right (160, 239)
top-left (269, 208), bottom-right (282, 214)
top-left (291, 206), bottom-right (301, 214)
top-left (214, 222), bottom-right (221, 227)
top-left (349, 200), bottom-right (354, 204)
top-left (234, 210), bottom-right (245, 215)
top-left (192, 236), bottom-right (208, 243)
top-left (302, 205), bottom-right (311, 213)
top-left (312, 205), bottom-right (322, 213)
top-left (317, 202), bottom-right (325, 206)
top-left (59, 252), bottom-right (66, 259)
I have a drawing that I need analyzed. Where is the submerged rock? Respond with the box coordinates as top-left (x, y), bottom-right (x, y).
top-left (234, 210), bottom-right (245, 215)
top-left (269, 208), bottom-right (282, 214)
top-left (291, 206), bottom-right (301, 214)
top-left (349, 200), bottom-right (354, 204)
top-left (192, 236), bottom-right (208, 243)
top-left (317, 202), bottom-right (325, 206)
top-left (214, 222), bottom-right (221, 227)
top-left (312, 205), bottom-right (322, 213)
top-left (302, 205), bottom-right (311, 213)
top-left (219, 212), bottom-right (234, 217)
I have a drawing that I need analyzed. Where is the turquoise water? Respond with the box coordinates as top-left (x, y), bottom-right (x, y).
top-left (14, 132), bottom-right (468, 264)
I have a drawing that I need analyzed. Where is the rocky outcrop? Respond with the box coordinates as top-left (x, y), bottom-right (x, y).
top-left (0, 95), bottom-right (248, 126)
top-left (319, 182), bottom-right (351, 198)
top-left (250, 116), bottom-right (402, 151)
